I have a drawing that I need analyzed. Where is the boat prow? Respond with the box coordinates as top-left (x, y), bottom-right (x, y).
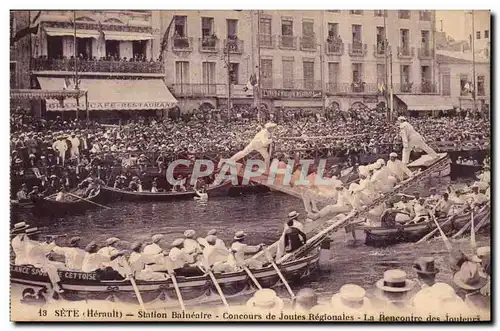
top-left (408, 153), bottom-right (450, 177)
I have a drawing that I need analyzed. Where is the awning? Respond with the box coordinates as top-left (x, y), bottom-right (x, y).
top-left (104, 31), bottom-right (153, 41)
top-left (396, 94), bottom-right (457, 111)
top-left (11, 89), bottom-right (86, 101)
top-left (44, 27), bottom-right (100, 39)
top-left (37, 77), bottom-right (178, 111)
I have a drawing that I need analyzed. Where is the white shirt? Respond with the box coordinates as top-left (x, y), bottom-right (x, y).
top-left (231, 241), bottom-right (261, 265)
top-left (168, 247), bottom-right (193, 269)
top-left (143, 243), bottom-right (162, 255)
top-left (202, 245), bottom-right (229, 268)
top-left (387, 159), bottom-right (412, 181)
top-left (82, 252), bottom-right (109, 272)
top-left (22, 239), bottom-right (56, 266)
top-left (414, 203), bottom-right (429, 218)
top-left (12, 234), bottom-right (26, 265)
top-left (250, 129), bottom-right (271, 149)
top-left (129, 251), bottom-right (145, 273)
top-left (183, 238), bottom-right (202, 255)
top-left (52, 246), bottom-right (86, 270)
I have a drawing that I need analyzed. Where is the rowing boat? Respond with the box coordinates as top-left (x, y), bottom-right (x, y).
top-left (348, 205), bottom-right (490, 246)
top-left (10, 248), bottom-right (319, 307)
top-left (408, 153), bottom-right (451, 177)
top-left (100, 180), bottom-right (232, 202)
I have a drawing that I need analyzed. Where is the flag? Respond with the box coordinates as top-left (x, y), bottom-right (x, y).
top-left (63, 77), bottom-right (72, 90)
top-left (11, 10), bottom-right (40, 46)
top-left (158, 16), bottom-right (175, 62)
top-left (243, 73), bottom-right (258, 94)
top-left (96, 22), bottom-right (105, 58)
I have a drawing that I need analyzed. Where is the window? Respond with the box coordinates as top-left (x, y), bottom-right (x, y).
top-left (202, 62), bottom-right (216, 84)
top-left (260, 59), bottom-right (273, 88)
top-left (401, 65), bottom-right (411, 83)
top-left (352, 24), bottom-right (362, 43)
top-left (349, 10), bottom-right (363, 15)
top-left (10, 62), bottom-right (16, 88)
top-left (229, 63), bottom-right (239, 85)
top-left (460, 75), bottom-right (469, 96)
top-left (201, 17), bottom-right (214, 38)
top-left (476, 31), bottom-right (481, 39)
top-left (327, 23), bottom-right (339, 39)
top-left (328, 62), bottom-right (339, 85)
top-left (420, 10), bottom-right (431, 21)
top-left (399, 10), bottom-right (410, 19)
top-left (227, 19), bottom-right (238, 39)
top-left (174, 16), bottom-right (187, 37)
top-left (303, 60), bottom-right (315, 89)
top-left (282, 58), bottom-right (294, 88)
top-left (374, 10), bottom-right (386, 17)
top-left (376, 64), bottom-right (386, 85)
top-left (47, 36), bottom-right (63, 59)
top-left (76, 38), bottom-right (92, 60)
top-left (376, 27), bottom-right (385, 53)
top-left (132, 40), bottom-right (147, 60)
top-left (281, 19), bottom-right (293, 36)
top-left (421, 65), bottom-right (432, 92)
top-left (105, 40), bottom-right (119, 59)
top-left (400, 29), bottom-right (410, 53)
top-left (477, 76), bottom-right (485, 96)
top-left (484, 30), bottom-right (489, 39)
top-left (259, 17), bottom-right (272, 47)
top-left (302, 21), bottom-right (314, 37)
top-left (442, 73), bottom-right (451, 96)
top-left (175, 61), bottom-right (190, 85)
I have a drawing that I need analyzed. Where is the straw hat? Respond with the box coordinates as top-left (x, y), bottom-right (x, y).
top-left (171, 238), bottom-right (185, 247)
top-left (207, 229), bottom-right (217, 236)
top-left (11, 222), bottom-right (29, 234)
top-left (397, 116), bottom-right (407, 122)
top-left (331, 284), bottom-right (371, 310)
top-left (264, 122), bottom-right (277, 129)
top-left (105, 237), bottom-right (120, 246)
top-left (69, 236), bottom-right (81, 247)
top-left (151, 234), bottom-right (164, 243)
top-left (453, 261), bottom-right (488, 291)
top-left (376, 269), bottom-right (415, 292)
top-left (288, 211), bottom-right (299, 220)
top-left (377, 158), bottom-right (386, 166)
top-left (246, 289), bottom-right (284, 312)
top-left (413, 257), bottom-right (440, 276)
top-left (130, 242), bottom-right (143, 252)
top-left (234, 231), bottom-right (247, 240)
top-left (206, 235), bottom-right (217, 245)
top-left (183, 229), bottom-right (196, 238)
top-left (85, 241), bottom-right (98, 253)
top-left (25, 227), bottom-right (41, 236)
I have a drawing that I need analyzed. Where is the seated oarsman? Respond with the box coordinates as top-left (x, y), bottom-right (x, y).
top-left (468, 184), bottom-right (488, 210)
top-left (81, 241), bottom-right (124, 279)
top-left (19, 227), bottom-right (65, 293)
top-left (16, 184), bottom-right (29, 202)
top-left (386, 152), bottom-right (412, 182)
top-left (371, 159), bottom-right (397, 194)
top-left (168, 238), bottom-right (203, 277)
top-left (11, 222), bottom-right (30, 265)
top-left (52, 237), bottom-right (86, 271)
top-left (128, 176), bottom-right (142, 192)
top-left (206, 229), bottom-right (227, 249)
top-left (27, 186), bottom-right (43, 200)
top-left (283, 219), bottom-right (307, 253)
top-left (307, 183), bottom-right (354, 221)
top-left (55, 186), bottom-right (68, 202)
top-left (394, 195), bottom-right (414, 219)
top-left (200, 235), bottom-right (231, 273)
top-left (128, 242), bottom-right (169, 281)
top-left (434, 193), bottom-right (454, 218)
top-left (379, 202), bottom-right (406, 228)
top-left (409, 198), bottom-right (431, 224)
top-left (143, 234), bottom-right (164, 255)
top-left (84, 177), bottom-right (103, 199)
top-left (97, 237), bottom-right (131, 279)
top-left (424, 187), bottom-right (440, 208)
top-left (113, 175), bottom-right (127, 190)
top-left (183, 230), bottom-right (202, 256)
top-left (231, 231), bottom-right (265, 269)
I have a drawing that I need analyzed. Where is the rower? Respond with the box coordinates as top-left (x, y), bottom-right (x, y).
top-left (16, 184), bottom-right (29, 202)
top-left (129, 176), bottom-right (142, 192)
top-left (129, 242), bottom-right (169, 281)
top-left (84, 176), bottom-right (103, 198)
top-left (287, 211), bottom-right (305, 232)
top-left (168, 238), bottom-right (201, 277)
top-left (386, 152), bottom-right (412, 182)
top-left (81, 241), bottom-right (122, 275)
top-left (52, 237), bottom-right (86, 271)
top-left (194, 186), bottom-right (208, 201)
top-left (55, 186), bottom-right (67, 202)
top-left (172, 175), bottom-right (187, 192)
top-left (231, 231), bottom-right (265, 269)
top-left (434, 193), bottom-right (454, 218)
top-left (98, 237), bottom-right (121, 257)
top-left (469, 184), bottom-right (488, 210)
top-left (410, 198), bottom-right (431, 224)
top-left (27, 186), bottom-right (42, 200)
top-left (425, 187), bottom-right (440, 207)
top-left (206, 229), bottom-right (227, 249)
top-left (183, 229), bottom-right (202, 256)
top-left (98, 237), bottom-right (131, 279)
top-left (143, 234), bottom-right (164, 255)
top-left (11, 222), bottom-right (30, 265)
top-left (113, 175), bottom-right (127, 190)
top-left (201, 235), bottom-right (231, 273)
top-left (151, 178), bottom-right (159, 193)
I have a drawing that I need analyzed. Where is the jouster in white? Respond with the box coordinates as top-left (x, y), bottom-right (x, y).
top-left (52, 237), bottom-right (86, 271)
top-left (397, 117), bottom-right (439, 164)
top-left (387, 152), bottom-right (412, 181)
top-left (69, 133), bottom-right (80, 158)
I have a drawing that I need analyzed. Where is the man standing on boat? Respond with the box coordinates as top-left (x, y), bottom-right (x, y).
top-left (218, 122), bottom-right (277, 169)
top-left (397, 117), bottom-right (439, 164)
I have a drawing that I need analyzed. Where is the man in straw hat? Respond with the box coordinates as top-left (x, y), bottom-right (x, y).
top-left (97, 237), bottom-right (131, 279)
top-left (200, 235), bottom-right (231, 273)
top-left (330, 284), bottom-right (372, 314)
top-left (231, 231), bottom-right (265, 269)
top-left (293, 288), bottom-right (319, 313)
top-left (143, 234), bottom-right (165, 255)
top-left (397, 116), bottom-right (439, 164)
top-left (11, 222), bottom-right (30, 265)
top-left (453, 260), bottom-right (489, 315)
top-left (370, 158), bottom-right (397, 194)
top-left (183, 229), bottom-right (202, 256)
top-left (246, 289), bottom-right (284, 314)
top-left (52, 237), bottom-right (86, 271)
top-left (219, 122), bottom-right (277, 169)
top-left (412, 282), bottom-right (469, 318)
top-left (205, 229), bottom-right (227, 249)
top-left (168, 238), bottom-right (203, 277)
top-left (373, 269), bottom-right (415, 311)
top-left (128, 242), bottom-right (169, 281)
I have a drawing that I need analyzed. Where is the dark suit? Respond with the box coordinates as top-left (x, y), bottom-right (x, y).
top-left (284, 227), bottom-right (307, 253)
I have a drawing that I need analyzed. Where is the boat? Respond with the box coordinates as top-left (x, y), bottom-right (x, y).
top-left (347, 204), bottom-right (491, 246)
top-left (100, 180), bottom-right (232, 202)
top-left (408, 153), bottom-right (451, 177)
top-left (10, 248), bottom-right (319, 306)
top-left (10, 188), bottom-right (102, 216)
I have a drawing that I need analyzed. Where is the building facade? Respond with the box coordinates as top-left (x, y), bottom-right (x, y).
top-left (11, 10), bottom-right (177, 119)
top-left (160, 10), bottom-right (440, 114)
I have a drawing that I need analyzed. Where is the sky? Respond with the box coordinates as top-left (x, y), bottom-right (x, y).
top-left (436, 10), bottom-right (491, 41)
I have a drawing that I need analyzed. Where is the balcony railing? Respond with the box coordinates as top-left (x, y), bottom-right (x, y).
top-left (373, 43), bottom-right (391, 58)
top-left (326, 82), bottom-right (379, 94)
top-left (325, 40), bottom-right (344, 55)
top-left (260, 79), bottom-right (323, 90)
top-left (278, 35), bottom-right (297, 50)
top-left (199, 37), bottom-right (219, 53)
top-left (300, 36), bottom-right (317, 51)
top-left (31, 58), bottom-right (164, 74)
top-left (171, 84), bottom-right (224, 97)
top-left (399, 10), bottom-right (411, 19)
top-left (418, 47), bottom-right (434, 59)
top-left (348, 42), bottom-right (367, 57)
top-left (394, 82), bottom-right (438, 94)
top-left (397, 46), bottom-right (415, 59)
top-left (172, 36), bottom-right (193, 52)
top-left (224, 38), bottom-right (244, 54)
top-left (259, 34), bottom-right (275, 48)
top-left (420, 10), bottom-right (432, 21)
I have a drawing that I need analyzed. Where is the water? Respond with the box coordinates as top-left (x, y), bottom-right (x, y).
top-left (14, 176), bottom-right (489, 302)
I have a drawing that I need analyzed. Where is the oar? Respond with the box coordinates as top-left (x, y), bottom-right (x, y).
top-left (470, 210), bottom-right (477, 250)
top-left (67, 192), bottom-right (111, 209)
top-left (231, 251), bottom-right (262, 290)
top-left (264, 248), bottom-right (295, 299)
top-left (416, 206), bottom-right (467, 244)
top-left (430, 212), bottom-right (452, 252)
top-left (207, 270), bottom-right (230, 310)
top-left (123, 260), bottom-right (145, 311)
top-left (169, 272), bottom-right (186, 312)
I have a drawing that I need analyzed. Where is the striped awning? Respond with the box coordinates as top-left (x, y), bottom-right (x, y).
top-left (43, 27), bottom-right (153, 41)
top-left (10, 89), bottom-right (87, 101)
top-left (396, 94), bottom-right (457, 111)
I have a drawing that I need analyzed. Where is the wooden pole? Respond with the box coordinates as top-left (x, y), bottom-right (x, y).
top-left (67, 191), bottom-right (111, 209)
top-left (231, 251), bottom-right (262, 289)
top-left (264, 249), bottom-right (295, 299)
top-left (430, 212), bottom-right (452, 252)
top-left (470, 210), bottom-right (477, 250)
top-left (207, 270), bottom-right (229, 309)
top-left (123, 260), bottom-right (145, 310)
top-left (416, 208), bottom-right (465, 244)
top-left (170, 273), bottom-right (186, 311)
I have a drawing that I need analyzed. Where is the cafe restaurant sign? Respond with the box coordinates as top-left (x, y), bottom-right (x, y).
top-left (46, 101), bottom-right (177, 111)
top-left (261, 89), bottom-right (323, 99)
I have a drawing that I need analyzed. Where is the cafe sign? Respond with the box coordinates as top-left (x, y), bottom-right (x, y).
top-left (262, 89), bottom-right (322, 99)
top-left (46, 101), bottom-right (177, 111)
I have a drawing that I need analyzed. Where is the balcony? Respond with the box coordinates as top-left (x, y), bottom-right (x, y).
top-left (348, 42), bottom-right (367, 57)
top-left (394, 82), bottom-right (437, 94)
top-left (399, 10), bottom-right (411, 19)
top-left (224, 38), bottom-right (244, 54)
top-left (397, 46), bottom-right (415, 59)
top-left (420, 81), bottom-right (437, 93)
top-left (199, 36), bottom-right (219, 53)
top-left (326, 82), bottom-right (378, 94)
top-left (278, 35), bottom-right (297, 50)
top-left (300, 36), bottom-right (317, 51)
top-left (31, 57), bottom-right (164, 74)
top-left (373, 43), bottom-right (391, 58)
top-left (259, 79), bottom-right (323, 91)
top-left (259, 34), bottom-right (275, 48)
top-left (418, 47), bottom-right (434, 59)
top-left (170, 83), bottom-right (223, 97)
top-left (420, 10), bottom-right (432, 21)
top-left (325, 40), bottom-right (344, 55)
top-left (172, 36), bottom-right (193, 52)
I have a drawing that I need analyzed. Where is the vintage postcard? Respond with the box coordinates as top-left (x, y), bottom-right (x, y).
top-left (9, 9), bottom-right (490, 323)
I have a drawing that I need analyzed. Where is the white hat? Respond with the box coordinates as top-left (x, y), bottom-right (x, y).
top-left (234, 230), bottom-right (247, 240)
top-left (389, 152), bottom-right (397, 157)
top-left (11, 222), bottom-right (30, 234)
top-left (397, 116), bottom-right (407, 121)
top-left (206, 235), bottom-right (217, 244)
top-left (183, 229), bottom-right (196, 238)
top-left (372, 162), bottom-right (382, 170)
top-left (375, 269), bottom-right (415, 292)
top-left (105, 237), bottom-right (120, 246)
top-left (264, 122), bottom-right (277, 129)
top-left (288, 211), bottom-right (299, 219)
top-left (246, 289), bottom-right (284, 311)
top-left (331, 284), bottom-right (370, 311)
top-left (171, 238), bottom-right (185, 247)
top-left (207, 229), bottom-right (217, 236)
top-left (453, 261), bottom-right (489, 290)
top-left (476, 246), bottom-right (490, 258)
top-left (358, 166), bottom-right (369, 177)
top-left (377, 158), bottom-right (385, 166)
top-left (152, 234), bottom-right (164, 243)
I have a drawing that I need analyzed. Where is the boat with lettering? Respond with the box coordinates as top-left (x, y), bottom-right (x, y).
top-left (99, 180), bottom-right (232, 202)
top-left (10, 248), bottom-right (319, 306)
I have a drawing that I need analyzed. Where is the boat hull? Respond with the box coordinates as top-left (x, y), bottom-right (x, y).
top-left (408, 153), bottom-right (451, 178)
top-left (10, 249), bottom-right (319, 307)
